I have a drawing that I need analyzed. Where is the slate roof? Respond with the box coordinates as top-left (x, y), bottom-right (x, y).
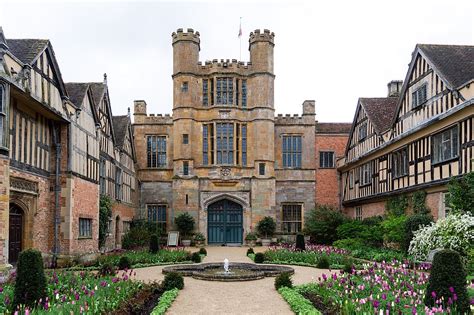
top-left (112, 115), bottom-right (130, 147)
top-left (418, 44), bottom-right (474, 88)
top-left (315, 122), bottom-right (352, 134)
top-left (65, 83), bottom-right (90, 107)
top-left (359, 97), bottom-right (398, 134)
top-left (7, 39), bottom-right (49, 64)
top-left (89, 83), bottom-right (106, 106)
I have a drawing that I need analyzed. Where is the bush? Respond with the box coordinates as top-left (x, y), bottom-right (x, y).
top-left (149, 234), bottom-right (160, 253)
top-left (99, 262), bottom-right (116, 276)
top-left (274, 272), bottom-right (293, 290)
top-left (304, 205), bottom-right (344, 245)
top-left (295, 234), bottom-right (305, 251)
top-left (403, 213), bottom-right (433, 253)
top-left (257, 216), bottom-right (276, 238)
top-left (424, 250), bottom-right (469, 313)
top-left (13, 249), bottom-right (46, 309)
top-left (412, 191), bottom-right (430, 214)
top-left (445, 172), bottom-right (474, 214)
top-left (385, 195), bottom-right (408, 216)
top-left (316, 255), bottom-right (330, 269)
top-left (409, 213), bottom-right (474, 261)
top-left (245, 232), bottom-right (257, 241)
top-left (254, 252), bottom-right (265, 263)
top-left (122, 220), bottom-right (163, 250)
top-left (162, 272), bottom-right (184, 291)
top-left (194, 232), bottom-right (205, 243)
top-left (342, 257), bottom-right (354, 274)
top-left (199, 248), bottom-right (207, 256)
top-left (278, 287), bottom-right (319, 315)
top-left (191, 252), bottom-right (201, 263)
top-left (175, 213), bottom-right (195, 239)
top-left (381, 214), bottom-right (408, 247)
top-left (118, 256), bottom-right (131, 270)
top-left (247, 248), bottom-right (254, 255)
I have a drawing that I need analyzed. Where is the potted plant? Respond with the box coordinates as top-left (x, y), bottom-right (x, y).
top-left (175, 213), bottom-right (195, 246)
top-left (245, 232), bottom-right (257, 247)
top-left (256, 216), bottom-right (276, 246)
top-left (194, 232), bottom-right (206, 247)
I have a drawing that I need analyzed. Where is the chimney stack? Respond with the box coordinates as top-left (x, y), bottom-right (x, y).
top-left (387, 80), bottom-right (403, 97)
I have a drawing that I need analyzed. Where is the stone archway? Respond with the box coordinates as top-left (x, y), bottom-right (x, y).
top-left (9, 203), bottom-right (24, 263)
top-left (207, 199), bottom-right (243, 244)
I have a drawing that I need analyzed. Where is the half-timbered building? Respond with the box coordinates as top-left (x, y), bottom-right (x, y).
top-left (339, 44), bottom-right (474, 220)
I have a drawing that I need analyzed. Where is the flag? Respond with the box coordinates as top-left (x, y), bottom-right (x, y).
top-left (238, 18), bottom-right (242, 38)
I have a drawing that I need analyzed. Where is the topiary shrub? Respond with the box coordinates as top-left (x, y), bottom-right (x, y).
top-left (254, 252), bottom-right (265, 263)
top-left (256, 216), bottom-right (276, 238)
top-left (175, 213), bottom-right (195, 240)
top-left (424, 249), bottom-right (469, 313)
top-left (274, 272), bottom-right (293, 290)
top-left (295, 234), bottom-right (305, 251)
top-left (162, 272), bottom-right (184, 291)
top-left (403, 213), bottom-right (433, 253)
top-left (118, 256), bottom-right (131, 270)
top-left (303, 205), bottom-right (344, 245)
top-left (191, 252), bottom-right (201, 263)
top-left (13, 249), bottom-right (46, 309)
top-left (247, 248), bottom-right (255, 255)
top-left (99, 262), bottom-right (116, 276)
top-left (149, 234), bottom-right (160, 253)
top-left (316, 255), bottom-right (330, 269)
top-left (199, 247), bottom-right (207, 256)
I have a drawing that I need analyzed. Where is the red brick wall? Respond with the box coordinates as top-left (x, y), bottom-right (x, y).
top-left (104, 202), bottom-right (135, 250)
top-left (315, 133), bottom-right (349, 208)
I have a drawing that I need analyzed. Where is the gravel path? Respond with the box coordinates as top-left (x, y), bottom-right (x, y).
top-left (131, 246), bottom-right (329, 315)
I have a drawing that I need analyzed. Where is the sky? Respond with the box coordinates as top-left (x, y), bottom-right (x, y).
top-left (0, 0), bottom-right (472, 122)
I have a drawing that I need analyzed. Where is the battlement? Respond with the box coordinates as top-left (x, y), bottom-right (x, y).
top-left (275, 113), bottom-right (304, 124)
top-left (249, 29), bottom-right (275, 46)
top-left (133, 100), bottom-right (173, 124)
top-left (198, 58), bottom-right (253, 70)
top-left (172, 28), bottom-right (200, 47)
top-left (142, 113), bottom-right (173, 124)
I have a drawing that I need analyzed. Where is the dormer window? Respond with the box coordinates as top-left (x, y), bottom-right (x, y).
top-left (412, 84), bottom-right (427, 109)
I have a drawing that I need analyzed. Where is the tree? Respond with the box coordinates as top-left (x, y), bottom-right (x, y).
top-left (99, 195), bottom-right (113, 248)
top-left (175, 213), bottom-right (195, 239)
top-left (445, 172), bottom-right (474, 214)
top-left (256, 216), bottom-right (276, 238)
top-left (304, 205), bottom-right (344, 245)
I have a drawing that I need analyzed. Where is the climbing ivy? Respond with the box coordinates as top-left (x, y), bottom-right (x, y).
top-left (445, 172), bottom-right (474, 214)
top-left (412, 190), bottom-right (430, 214)
top-left (99, 195), bottom-right (113, 248)
top-left (385, 195), bottom-right (408, 216)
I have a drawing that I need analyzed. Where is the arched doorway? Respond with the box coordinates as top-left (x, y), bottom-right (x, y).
top-left (9, 204), bottom-right (23, 263)
top-left (115, 216), bottom-right (120, 248)
top-left (207, 199), bottom-right (243, 244)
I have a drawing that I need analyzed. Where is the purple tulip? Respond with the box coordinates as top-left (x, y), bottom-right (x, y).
top-left (449, 286), bottom-right (455, 293)
top-left (431, 291), bottom-right (436, 299)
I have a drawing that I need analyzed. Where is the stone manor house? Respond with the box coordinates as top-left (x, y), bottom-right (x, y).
top-left (0, 25), bottom-right (471, 265)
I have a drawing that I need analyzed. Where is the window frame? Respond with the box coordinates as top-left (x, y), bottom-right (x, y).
top-left (147, 135), bottom-right (167, 168)
top-left (282, 135), bottom-right (302, 169)
top-left (181, 81), bottom-right (188, 92)
top-left (392, 147), bottom-right (408, 179)
top-left (359, 162), bottom-right (372, 187)
top-left (281, 204), bottom-right (303, 234)
top-left (412, 84), bottom-right (428, 109)
top-left (183, 161), bottom-right (189, 176)
top-left (79, 218), bottom-right (92, 238)
top-left (358, 122), bottom-right (367, 142)
top-left (147, 204), bottom-right (167, 233)
top-left (349, 170), bottom-right (354, 189)
top-left (182, 134), bottom-right (189, 144)
top-left (259, 162), bottom-right (265, 175)
top-left (431, 126), bottom-right (459, 165)
top-left (0, 83), bottom-right (8, 150)
top-left (115, 167), bottom-right (122, 201)
top-left (319, 151), bottom-right (335, 168)
top-left (355, 207), bottom-right (362, 221)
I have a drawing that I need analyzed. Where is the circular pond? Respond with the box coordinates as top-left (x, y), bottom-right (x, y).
top-left (162, 263), bottom-right (294, 282)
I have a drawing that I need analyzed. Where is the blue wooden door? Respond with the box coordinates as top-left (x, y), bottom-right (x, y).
top-left (208, 199), bottom-right (243, 244)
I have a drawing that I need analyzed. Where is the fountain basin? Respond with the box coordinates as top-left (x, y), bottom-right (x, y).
top-left (162, 263), bottom-right (294, 282)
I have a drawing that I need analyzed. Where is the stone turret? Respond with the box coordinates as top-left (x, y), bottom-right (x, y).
top-left (172, 28), bottom-right (200, 74)
top-left (249, 29), bottom-right (274, 73)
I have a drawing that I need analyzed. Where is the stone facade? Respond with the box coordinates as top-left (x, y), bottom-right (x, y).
top-left (133, 29), bottom-right (317, 242)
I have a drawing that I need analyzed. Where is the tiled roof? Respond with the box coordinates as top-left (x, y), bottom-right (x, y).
top-left (418, 44), bottom-right (474, 88)
top-left (112, 115), bottom-right (129, 147)
top-left (65, 83), bottom-right (89, 107)
top-left (315, 122), bottom-right (352, 134)
top-left (89, 83), bottom-right (106, 106)
top-left (7, 39), bottom-right (49, 64)
top-left (360, 97), bottom-right (398, 134)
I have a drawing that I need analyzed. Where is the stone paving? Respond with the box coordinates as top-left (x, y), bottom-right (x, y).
top-left (132, 246), bottom-right (328, 315)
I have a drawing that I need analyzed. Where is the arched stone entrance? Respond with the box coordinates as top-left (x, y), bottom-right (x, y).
top-left (207, 199), bottom-right (243, 244)
top-left (9, 203), bottom-right (24, 263)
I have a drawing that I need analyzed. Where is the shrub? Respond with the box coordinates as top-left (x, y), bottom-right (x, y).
top-left (385, 195), bottom-right (408, 216)
top-left (247, 248), bottom-right (254, 255)
top-left (118, 256), bottom-right (131, 270)
top-left (254, 252), bottom-right (265, 263)
top-left (304, 205), bottom-right (344, 245)
top-left (199, 248), bottom-right (207, 256)
top-left (333, 238), bottom-right (364, 250)
top-left (336, 220), bottom-right (365, 239)
top-left (99, 262), bottom-right (116, 276)
top-left (295, 234), bottom-right (305, 251)
top-left (445, 172), bottom-right (474, 214)
top-left (13, 249), bottom-right (46, 309)
top-left (245, 232), bottom-right (257, 241)
top-left (409, 213), bottom-right (474, 261)
top-left (99, 196), bottom-right (113, 249)
top-left (162, 272), bottom-right (184, 291)
top-left (424, 250), bottom-right (469, 313)
top-left (274, 272), bottom-right (293, 290)
top-left (149, 234), bottom-right (160, 253)
top-left (257, 216), bottom-right (276, 238)
top-left (316, 255), bottom-right (330, 269)
top-left (191, 252), bottom-right (201, 263)
top-left (342, 257), bottom-right (354, 273)
top-left (403, 213), bottom-right (433, 253)
top-left (381, 214), bottom-right (408, 247)
top-left (175, 213), bottom-right (195, 239)
top-left (278, 287), bottom-right (319, 315)
top-left (412, 191), bottom-right (430, 214)
top-left (194, 232), bottom-right (205, 243)
top-left (122, 220), bottom-right (162, 250)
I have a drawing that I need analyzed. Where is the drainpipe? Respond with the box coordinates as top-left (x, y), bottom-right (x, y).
top-left (52, 122), bottom-right (61, 267)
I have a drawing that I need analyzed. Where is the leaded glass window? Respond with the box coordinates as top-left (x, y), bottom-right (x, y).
top-left (241, 80), bottom-right (247, 107)
top-left (216, 78), bottom-right (233, 105)
top-left (282, 135), bottom-right (302, 168)
top-left (147, 136), bottom-right (167, 168)
top-left (432, 126), bottom-right (458, 164)
top-left (282, 204), bottom-right (302, 233)
top-left (216, 123), bottom-right (234, 164)
top-left (147, 205), bottom-right (167, 232)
